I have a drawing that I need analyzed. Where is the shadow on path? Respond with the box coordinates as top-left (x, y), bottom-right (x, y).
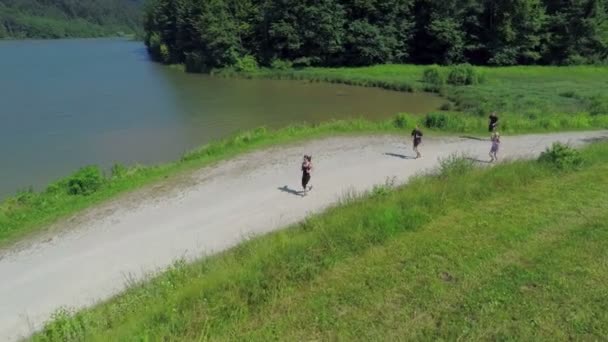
top-left (278, 185), bottom-right (304, 197)
top-left (460, 135), bottom-right (487, 141)
top-left (581, 136), bottom-right (608, 143)
top-left (466, 157), bottom-right (492, 164)
top-left (384, 152), bottom-right (415, 160)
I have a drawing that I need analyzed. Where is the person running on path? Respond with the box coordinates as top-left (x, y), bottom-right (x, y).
top-left (489, 112), bottom-right (499, 132)
top-left (411, 125), bottom-right (423, 159)
top-left (490, 131), bottom-right (500, 162)
top-left (301, 155), bottom-right (313, 194)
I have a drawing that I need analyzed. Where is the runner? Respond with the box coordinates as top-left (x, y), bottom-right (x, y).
top-left (411, 125), bottom-right (423, 159)
top-left (490, 131), bottom-right (500, 162)
top-left (301, 155), bottom-right (313, 194)
top-left (489, 112), bottom-right (499, 132)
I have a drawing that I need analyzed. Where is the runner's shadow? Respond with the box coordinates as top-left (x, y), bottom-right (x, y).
top-left (466, 157), bottom-right (492, 164)
top-left (384, 152), bottom-right (415, 159)
top-left (582, 136), bottom-right (608, 143)
top-left (460, 136), bottom-right (487, 141)
top-left (278, 185), bottom-right (305, 197)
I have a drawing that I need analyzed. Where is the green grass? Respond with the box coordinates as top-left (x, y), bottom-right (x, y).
top-left (218, 64), bottom-right (608, 117)
top-left (33, 142), bottom-right (608, 341)
top-left (2, 112), bottom-right (608, 249)
top-left (3, 111), bottom-right (608, 249)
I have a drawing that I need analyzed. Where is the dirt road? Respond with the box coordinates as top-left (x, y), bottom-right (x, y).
top-left (1, 131), bottom-right (606, 340)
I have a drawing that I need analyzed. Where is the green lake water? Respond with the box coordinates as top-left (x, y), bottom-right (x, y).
top-left (0, 38), bottom-right (443, 199)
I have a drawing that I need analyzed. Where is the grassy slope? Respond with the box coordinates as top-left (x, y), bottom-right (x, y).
top-left (35, 142), bottom-right (608, 341)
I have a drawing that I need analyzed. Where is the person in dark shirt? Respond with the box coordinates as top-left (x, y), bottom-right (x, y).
top-left (301, 155), bottom-right (313, 194)
top-left (411, 125), bottom-right (423, 159)
top-left (489, 112), bottom-right (499, 132)
top-left (489, 131), bottom-right (500, 162)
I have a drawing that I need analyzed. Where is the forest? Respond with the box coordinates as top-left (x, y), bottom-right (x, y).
top-left (143, 0), bottom-right (608, 70)
top-left (0, 0), bottom-right (143, 39)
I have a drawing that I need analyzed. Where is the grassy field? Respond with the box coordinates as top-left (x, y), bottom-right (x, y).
top-left (34, 142), bottom-right (608, 341)
top-left (221, 64), bottom-right (608, 118)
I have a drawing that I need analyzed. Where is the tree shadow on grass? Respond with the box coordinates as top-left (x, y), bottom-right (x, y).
top-left (384, 152), bottom-right (415, 159)
top-left (278, 185), bottom-right (305, 197)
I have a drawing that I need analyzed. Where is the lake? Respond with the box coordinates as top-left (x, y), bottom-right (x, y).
top-left (0, 39), bottom-right (443, 199)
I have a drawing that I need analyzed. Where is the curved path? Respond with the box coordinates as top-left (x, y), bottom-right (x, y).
top-left (1, 131), bottom-right (607, 340)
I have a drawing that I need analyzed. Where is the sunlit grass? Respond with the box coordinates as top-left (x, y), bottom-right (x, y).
top-left (2, 111), bottom-right (607, 248)
top-left (33, 142), bottom-right (608, 341)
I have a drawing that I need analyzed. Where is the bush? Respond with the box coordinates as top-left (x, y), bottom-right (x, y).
top-left (234, 55), bottom-right (259, 73)
top-left (40, 308), bottom-right (87, 341)
top-left (440, 103), bottom-right (453, 111)
top-left (422, 66), bottom-right (445, 87)
top-left (292, 57), bottom-right (319, 68)
top-left (538, 143), bottom-right (583, 170)
top-left (110, 164), bottom-right (128, 180)
top-left (159, 43), bottom-right (170, 64)
top-left (586, 95), bottom-right (608, 115)
top-left (271, 59), bottom-right (293, 70)
top-left (370, 177), bottom-right (397, 198)
top-left (437, 154), bottom-right (474, 178)
top-left (424, 112), bottom-right (449, 129)
top-left (65, 166), bottom-right (104, 196)
top-left (393, 113), bottom-right (412, 129)
top-left (447, 64), bottom-right (479, 85)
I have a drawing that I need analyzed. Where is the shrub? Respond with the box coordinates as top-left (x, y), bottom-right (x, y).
top-left (424, 112), bottom-right (448, 129)
top-left (422, 66), bottom-right (445, 87)
top-left (371, 177), bottom-right (397, 198)
top-left (40, 308), bottom-right (87, 341)
top-left (586, 95), bottom-right (608, 115)
top-left (15, 188), bottom-right (35, 205)
top-left (564, 54), bottom-right (588, 65)
top-left (440, 102), bottom-right (453, 111)
top-left (271, 59), bottom-right (293, 70)
top-left (447, 64), bottom-right (479, 85)
top-left (159, 43), bottom-right (170, 64)
top-left (292, 57), bottom-right (318, 68)
top-left (65, 166), bottom-right (104, 196)
top-left (393, 113), bottom-right (411, 129)
top-left (234, 55), bottom-right (259, 73)
top-left (110, 164), bottom-right (128, 180)
top-left (437, 154), bottom-right (474, 177)
top-left (538, 143), bottom-right (583, 170)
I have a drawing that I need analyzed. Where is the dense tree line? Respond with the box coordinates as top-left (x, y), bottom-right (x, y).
top-left (143, 0), bottom-right (608, 69)
top-left (0, 0), bottom-right (143, 39)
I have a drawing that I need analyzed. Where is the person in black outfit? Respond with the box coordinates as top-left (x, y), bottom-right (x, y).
top-left (411, 125), bottom-right (423, 159)
top-left (489, 112), bottom-right (499, 132)
top-left (301, 155), bottom-right (313, 194)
